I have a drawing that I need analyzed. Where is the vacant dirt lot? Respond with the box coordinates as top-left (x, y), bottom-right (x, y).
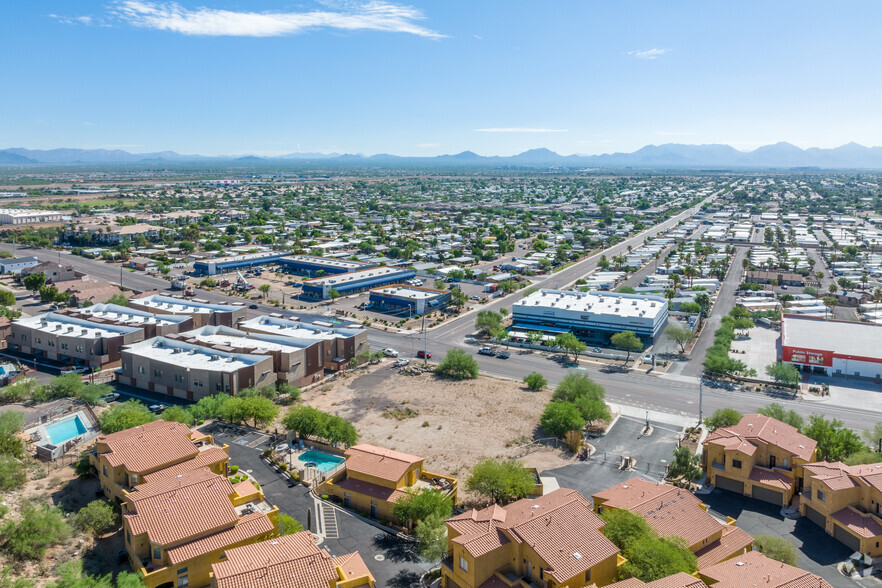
top-left (301, 365), bottom-right (575, 489)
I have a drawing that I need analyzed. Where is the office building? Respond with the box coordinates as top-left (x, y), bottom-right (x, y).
top-left (193, 251), bottom-right (287, 276)
top-left (368, 284), bottom-right (450, 315)
top-left (302, 266), bottom-right (416, 300)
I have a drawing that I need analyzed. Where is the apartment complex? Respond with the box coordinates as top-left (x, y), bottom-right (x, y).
top-left (704, 414), bottom-right (818, 506)
top-left (696, 551), bottom-right (833, 588)
top-left (69, 303), bottom-right (194, 338)
top-left (129, 294), bottom-right (247, 328)
top-left (119, 337), bottom-right (276, 400)
top-left (10, 312), bottom-right (144, 369)
top-left (441, 489), bottom-right (623, 588)
top-left (210, 532), bottom-right (375, 588)
top-left (122, 468), bottom-right (279, 588)
top-left (321, 444), bottom-right (457, 523)
top-left (91, 420), bottom-right (229, 503)
top-left (592, 478), bottom-right (753, 568)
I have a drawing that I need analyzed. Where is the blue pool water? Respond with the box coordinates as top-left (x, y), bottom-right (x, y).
top-left (298, 450), bottom-right (345, 472)
top-left (45, 415), bottom-right (87, 445)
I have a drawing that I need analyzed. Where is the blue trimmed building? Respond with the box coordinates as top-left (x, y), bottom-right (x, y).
top-left (193, 251), bottom-right (287, 275)
top-left (302, 266), bottom-right (416, 300)
top-left (278, 255), bottom-right (375, 277)
top-left (369, 285), bottom-right (450, 315)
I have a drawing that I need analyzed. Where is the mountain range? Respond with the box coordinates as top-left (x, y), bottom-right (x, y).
top-left (4, 142), bottom-right (882, 168)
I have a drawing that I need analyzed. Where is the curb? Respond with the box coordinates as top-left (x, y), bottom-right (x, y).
top-left (309, 488), bottom-right (410, 540)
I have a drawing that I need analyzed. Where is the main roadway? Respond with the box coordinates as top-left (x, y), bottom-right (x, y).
top-left (4, 192), bottom-right (881, 430)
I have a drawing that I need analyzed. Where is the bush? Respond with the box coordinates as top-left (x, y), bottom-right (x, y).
top-left (704, 408), bottom-right (742, 432)
top-left (98, 400), bottom-right (156, 434)
top-left (620, 535), bottom-right (697, 581)
top-left (230, 465), bottom-right (239, 474)
top-left (278, 513), bottom-right (304, 536)
top-left (434, 349), bottom-right (479, 380)
top-left (160, 405), bottom-right (194, 426)
top-left (74, 500), bottom-right (119, 536)
top-left (465, 458), bottom-right (535, 505)
top-left (668, 446), bottom-right (702, 483)
top-left (539, 401), bottom-right (585, 438)
top-left (0, 456), bottom-right (26, 491)
top-left (0, 503), bottom-right (70, 560)
top-left (753, 534), bottom-right (798, 566)
top-left (523, 372), bottom-right (547, 391)
top-left (74, 450), bottom-right (93, 478)
top-left (0, 412), bottom-right (25, 458)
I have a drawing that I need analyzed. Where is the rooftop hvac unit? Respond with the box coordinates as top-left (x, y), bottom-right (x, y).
top-left (172, 348), bottom-right (183, 354)
top-left (189, 349), bottom-right (198, 355)
top-left (154, 340), bottom-right (164, 347)
top-left (81, 329), bottom-right (88, 335)
top-left (632, 301), bottom-right (637, 306)
top-left (210, 355), bottom-right (220, 361)
top-left (67, 326), bottom-right (74, 332)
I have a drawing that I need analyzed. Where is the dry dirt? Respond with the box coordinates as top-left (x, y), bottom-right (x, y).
top-left (301, 365), bottom-right (576, 487)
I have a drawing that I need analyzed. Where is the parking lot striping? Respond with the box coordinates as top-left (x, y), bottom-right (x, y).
top-left (246, 434), bottom-right (269, 448)
top-left (321, 504), bottom-right (339, 539)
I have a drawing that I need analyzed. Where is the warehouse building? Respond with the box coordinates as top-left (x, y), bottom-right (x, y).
top-left (129, 294), bottom-right (247, 327)
top-left (0, 256), bottom-right (39, 274)
top-left (302, 266), bottom-right (415, 300)
top-left (368, 284), bottom-right (450, 315)
top-left (0, 209), bottom-right (65, 225)
top-left (10, 312), bottom-right (145, 369)
top-left (193, 251), bottom-right (287, 275)
top-left (119, 337), bottom-right (276, 400)
top-left (170, 325), bottom-right (326, 387)
top-left (781, 314), bottom-right (882, 381)
top-left (239, 315), bottom-right (368, 370)
top-left (512, 289), bottom-right (668, 345)
top-left (278, 255), bottom-right (375, 276)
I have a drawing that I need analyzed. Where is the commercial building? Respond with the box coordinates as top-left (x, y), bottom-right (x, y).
top-left (0, 208), bottom-right (64, 225)
top-left (302, 265), bottom-right (416, 299)
top-left (320, 444), bottom-right (456, 524)
top-left (122, 468), bottom-right (279, 588)
top-left (800, 460), bottom-right (882, 555)
top-left (119, 337), bottom-right (276, 401)
top-left (68, 303), bottom-right (193, 339)
top-left (91, 420), bottom-right (229, 503)
top-left (368, 284), bottom-right (450, 315)
top-left (512, 289), bottom-right (669, 345)
top-left (592, 478), bottom-right (753, 568)
top-left (10, 312), bottom-right (145, 369)
top-left (703, 414), bottom-right (817, 506)
top-left (129, 294), bottom-right (247, 328)
top-left (441, 488), bottom-right (623, 588)
top-left (278, 254), bottom-right (375, 276)
top-left (745, 270), bottom-right (806, 287)
top-left (193, 251), bottom-right (287, 275)
top-left (781, 314), bottom-right (882, 380)
top-left (210, 532), bottom-right (375, 588)
top-left (20, 261), bottom-right (76, 283)
top-left (171, 325), bottom-right (326, 387)
top-left (0, 256), bottom-right (39, 274)
top-left (239, 315), bottom-right (369, 370)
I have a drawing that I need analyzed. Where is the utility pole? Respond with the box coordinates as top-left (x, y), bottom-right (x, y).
top-left (698, 380), bottom-right (703, 426)
top-left (423, 314), bottom-right (428, 365)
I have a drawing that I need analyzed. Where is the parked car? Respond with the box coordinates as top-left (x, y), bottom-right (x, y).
top-left (383, 348), bottom-right (399, 357)
top-left (100, 392), bottom-right (120, 403)
top-left (496, 351), bottom-right (511, 359)
top-left (60, 366), bottom-right (89, 375)
top-left (49, 305), bottom-right (59, 311)
top-left (148, 404), bottom-right (164, 413)
top-left (416, 350), bottom-right (432, 359)
top-left (477, 347), bottom-right (496, 356)
top-left (592, 347), bottom-right (601, 353)
top-left (249, 303), bottom-right (259, 309)
top-left (393, 358), bottom-right (410, 367)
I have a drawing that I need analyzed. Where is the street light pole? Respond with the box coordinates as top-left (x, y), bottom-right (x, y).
top-left (698, 380), bottom-right (703, 426)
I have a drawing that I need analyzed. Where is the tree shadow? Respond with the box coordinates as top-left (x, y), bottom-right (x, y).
top-left (51, 475), bottom-right (99, 513)
top-left (387, 569), bottom-right (423, 588)
top-left (372, 533), bottom-right (422, 563)
top-left (81, 528), bottom-right (127, 577)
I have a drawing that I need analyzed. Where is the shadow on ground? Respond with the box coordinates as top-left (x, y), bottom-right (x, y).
top-left (372, 533), bottom-right (422, 563)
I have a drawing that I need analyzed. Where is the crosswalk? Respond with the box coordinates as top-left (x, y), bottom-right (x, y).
top-left (321, 504), bottom-right (339, 539)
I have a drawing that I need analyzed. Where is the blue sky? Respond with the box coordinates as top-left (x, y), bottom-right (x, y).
top-left (2, 1), bottom-right (881, 156)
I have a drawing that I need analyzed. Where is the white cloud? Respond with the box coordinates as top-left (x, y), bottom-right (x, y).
top-left (51, 14), bottom-right (97, 26)
top-left (628, 48), bottom-right (669, 60)
top-left (474, 128), bottom-right (568, 133)
top-left (656, 131), bottom-right (696, 136)
top-left (109, 0), bottom-right (446, 38)
top-left (473, 34), bottom-right (482, 40)
top-left (417, 142), bottom-right (441, 148)
top-left (81, 121), bottom-right (96, 126)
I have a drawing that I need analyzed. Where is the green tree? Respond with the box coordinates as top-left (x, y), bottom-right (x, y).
top-left (620, 535), bottom-right (697, 582)
top-left (160, 405), bottom-right (194, 426)
top-left (107, 293), bottom-right (129, 307)
top-left (278, 513), bottom-right (304, 536)
top-left (610, 330), bottom-right (643, 361)
top-left (474, 310), bottom-right (503, 337)
top-left (465, 458), bottom-right (535, 505)
top-left (46, 561), bottom-right (112, 588)
top-left (679, 301), bottom-right (702, 314)
top-left (22, 273), bottom-right (45, 293)
top-left (0, 411), bottom-right (25, 458)
top-left (0, 503), bottom-right (70, 560)
top-left (764, 362), bottom-right (801, 386)
top-left (0, 456), bottom-right (26, 491)
top-left (241, 396), bottom-right (279, 427)
top-left (189, 393), bottom-right (230, 421)
top-left (844, 450), bottom-right (882, 466)
top-left (667, 446), bottom-right (702, 483)
top-left (74, 450), bottom-right (93, 478)
top-left (434, 349), bottom-right (479, 380)
top-left (554, 332), bottom-right (586, 363)
top-left (523, 372), bottom-right (547, 391)
top-left (665, 326), bottom-right (696, 354)
top-left (803, 414), bottom-right (866, 462)
top-left (0, 291), bottom-right (15, 307)
top-left (756, 403), bottom-right (804, 430)
top-left (704, 408), bottom-right (742, 432)
top-left (45, 373), bottom-right (85, 400)
top-left (601, 508), bottom-right (652, 553)
top-left (328, 288), bottom-right (341, 302)
top-left (539, 401), bottom-right (585, 438)
top-left (80, 383), bottom-right (112, 406)
top-left (392, 488), bottom-right (453, 531)
top-left (752, 535), bottom-right (798, 566)
top-left (74, 500), bottom-right (119, 536)
top-left (258, 284), bottom-right (271, 298)
top-left (552, 373), bottom-right (609, 426)
top-left (98, 400), bottom-right (156, 434)
top-left (415, 512), bottom-right (448, 563)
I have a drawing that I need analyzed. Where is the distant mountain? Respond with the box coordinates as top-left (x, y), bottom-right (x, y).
top-left (5, 142), bottom-right (882, 168)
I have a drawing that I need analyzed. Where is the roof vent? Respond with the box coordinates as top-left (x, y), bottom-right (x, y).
top-left (573, 552), bottom-right (582, 559)
top-left (736, 562), bottom-right (744, 566)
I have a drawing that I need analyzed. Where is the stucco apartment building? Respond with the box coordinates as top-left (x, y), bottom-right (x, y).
top-left (592, 478), bottom-right (753, 568)
top-left (604, 572), bottom-right (709, 588)
top-left (119, 337), bottom-right (276, 401)
top-left (696, 551), bottom-right (833, 588)
top-left (210, 532), bottom-right (375, 588)
top-left (441, 489), bottom-right (624, 588)
top-left (10, 312), bottom-right (145, 369)
top-left (704, 414), bottom-right (817, 507)
top-left (129, 294), bottom-right (247, 328)
top-left (91, 420), bottom-right (229, 503)
top-left (122, 467), bottom-right (279, 588)
top-left (168, 325), bottom-right (326, 388)
top-left (800, 460), bottom-right (882, 555)
top-left (239, 315), bottom-right (369, 373)
top-left (321, 444), bottom-right (457, 524)
top-left (67, 303), bottom-right (193, 339)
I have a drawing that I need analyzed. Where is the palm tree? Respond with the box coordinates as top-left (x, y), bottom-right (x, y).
top-left (828, 283), bottom-right (839, 296)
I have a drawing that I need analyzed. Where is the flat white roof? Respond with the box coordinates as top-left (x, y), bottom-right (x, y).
top-left (15, 312), bottom-right (142, 339)
top-left (514, 289), bottom-right (666, 319)
top-left (782, 315), bottom-right (882, 357)
top-left (306, 265), bottom-right (410, 286)
top-left (370, 285), bottom-right (440, 300)
top-left (73, 303), bottom-right (187, 327)
top-left (239, 315), bottom-right (355, 341)
top-left (130, 294), bottom-right (240, 314)
top-left (201, 251), bottom-right (285, 264)
top-left (183, 331), bottom-right (302, 354)
top-left (281, 255), bottom-right (370, 270)
top-left (124, 337), bottom-right (266, 371)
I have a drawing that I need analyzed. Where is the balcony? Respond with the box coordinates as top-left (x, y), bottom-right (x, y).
top-left (414, 471), bottom-right (457, 497)
top-left (441, 556), bottom-right (454, 572)
top-left (711, 461), bottom-right (725, 471)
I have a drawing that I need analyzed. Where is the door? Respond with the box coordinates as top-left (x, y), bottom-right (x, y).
top-left (526, 561), bottom-right (532, 580)
top-left (833, 523), bottom-right (862, 552)
top-left (751, 486), bottom-right (783, 506)
top-left (714, 476), bottom-right (744, 495)
top-left (370, 504), bottom-right (378, 518)
top-left (769, 455), bottom-right (776, 469)
top-left (804, 505), bottom-right (826, 529)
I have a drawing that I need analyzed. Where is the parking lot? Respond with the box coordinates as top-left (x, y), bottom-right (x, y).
top-left (729, 323), bottom-right (781, 377)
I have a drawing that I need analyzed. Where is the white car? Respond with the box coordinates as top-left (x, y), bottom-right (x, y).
top-left (60, 366), bottom-right (89, 375)
top-left (383, 348), bottom-right (399, 357)
top-left (393, 359), bottom-right (410, 367)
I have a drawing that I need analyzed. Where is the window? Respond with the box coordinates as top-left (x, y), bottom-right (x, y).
top-left (175, 374), bottom-right (184, 383)
top-left (102, 466), bottom-right (108, 477)
top-left (61, 343), bottom-right (68, 350)
top-left (177, 568), bottom-right (188, 575)
top-left (129, 473), bottom-right (137, 486)
top-left (177, 575), bottom-right (188, 588)
top-left (35, 337), bottom-right (41, 344)
top-left (153, 546), bottom-right (161, 560)
top-left (138, 366), bottom-right (145, 374)
top-left (585, 569), bottom-right (591, 582)
top-left (48, 340), bottom-right (54, 347)
top-left (459, 556), bottom-right (468, 572)
top-left (154, 369), bottom-right (163, 377)
top-left (732, 459), bottom-right (742, 469)
top-left (126, 530), bottom-right (130, 545)
top-left (216, 383), bottom-right (222, 391)
top-left (817, 489), bottom-right (826, 502)
top-left (75, 345), bottom-right (83, 352)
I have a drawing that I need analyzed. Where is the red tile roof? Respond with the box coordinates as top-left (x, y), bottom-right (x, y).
top-left (704, 414), bottom-right (816, 462)
top-left (344, 444), bottom-right (422, 482)
top-left (335, 477), bottom-right (409, 503)
top-left (140, 447), bottom-right (228, 483)
top-left (699, 551), bottom-right (833, 588)
top-left (694, 526), bottom-right (754, 568)
top-left (831, 507), bottom-right (882, 539)
top-left (804, 460), bottom-right (882, 493)
top-left (748, 467), bottom-right (794, 491)
top-left (98, 421), bottom-right (199, 474)
top-left (607, 573), bottom-right (709, 588)
top-left (166, 511), bottom-right (275, 565)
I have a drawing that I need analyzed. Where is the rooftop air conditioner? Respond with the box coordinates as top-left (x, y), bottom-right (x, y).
top-left (210, 355), bottom-right (220, 361)
top-left (173, 348), bottom-right (183, 354)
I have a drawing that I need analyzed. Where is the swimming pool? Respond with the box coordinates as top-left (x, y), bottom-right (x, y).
top-left (45, 415), bottom-right (87, 445)
top-left (298, 450), bottom-right (345, 472)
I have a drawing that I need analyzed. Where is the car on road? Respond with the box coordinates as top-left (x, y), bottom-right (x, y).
top-left (416, 350), bottom-right (431, 359)
top-left (148, 404), bottom-right (168, 414)
top-left (60, 366), bottom-right (89, 375)
top-left (393, 359), bottom-right (410, 367)
top-left (592, 347), bottom-right (601, 353)
top-left (49, 305), bottom-right (59, 311)
top-left (249, 303), bottom-right (259, 309)
top-left (470, 295), bottom-right (480, 300)
top-left (477, 347), bottom-right (496, 356)
top-left (383, 348), bottom-right (399, 357)
top-left (100, 392), bottom-right (120, 403)
top-left (496, 351), bottom-right (510, 359)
